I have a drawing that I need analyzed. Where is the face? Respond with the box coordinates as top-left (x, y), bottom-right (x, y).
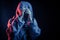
top-left (16, 2), bottom-right (33, 23)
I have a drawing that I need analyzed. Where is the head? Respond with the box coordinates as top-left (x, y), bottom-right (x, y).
top-left (16, 1), bottom-right (33, 22)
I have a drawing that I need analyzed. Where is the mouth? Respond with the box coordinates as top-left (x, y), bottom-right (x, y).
top-left (23, 11), bottom-right (29, 22)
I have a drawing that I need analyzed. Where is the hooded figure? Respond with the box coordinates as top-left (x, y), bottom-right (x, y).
top-left (6, 1), bottom-right (41, 40)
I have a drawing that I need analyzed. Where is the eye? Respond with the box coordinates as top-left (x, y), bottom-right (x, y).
top-left (20, 3), bottom-right (23, 8)
top-left (28, 6), bottom-right (30, 9)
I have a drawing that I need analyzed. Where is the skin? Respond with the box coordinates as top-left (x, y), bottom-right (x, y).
top-left (6, 1), bottom-right (41, 40)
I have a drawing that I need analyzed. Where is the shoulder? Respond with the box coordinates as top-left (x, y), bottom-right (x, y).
top-left (7, 16), bottom-right (16, 28)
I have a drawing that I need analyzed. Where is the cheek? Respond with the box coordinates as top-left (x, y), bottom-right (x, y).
top-left (17, 7), bottom-right (22, 16)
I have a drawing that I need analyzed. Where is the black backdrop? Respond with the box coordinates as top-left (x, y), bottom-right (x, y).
top-left (0, 0), bottom-right (55, 40)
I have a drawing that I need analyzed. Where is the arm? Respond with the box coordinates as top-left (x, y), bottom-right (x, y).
top-left (6, 19), bottom-right (13, 40)
top-left (30, 18), bottom-right (41, 40)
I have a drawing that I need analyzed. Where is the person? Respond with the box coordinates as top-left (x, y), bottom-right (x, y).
top-left (6, 1), bottom-right (41, 40)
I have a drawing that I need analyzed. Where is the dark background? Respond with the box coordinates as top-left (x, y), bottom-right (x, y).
top-left (0, 0), bottom-right (56, 40)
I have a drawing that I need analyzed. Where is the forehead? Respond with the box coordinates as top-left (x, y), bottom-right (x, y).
top-left (19, 1), bottom-right (31, 11)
